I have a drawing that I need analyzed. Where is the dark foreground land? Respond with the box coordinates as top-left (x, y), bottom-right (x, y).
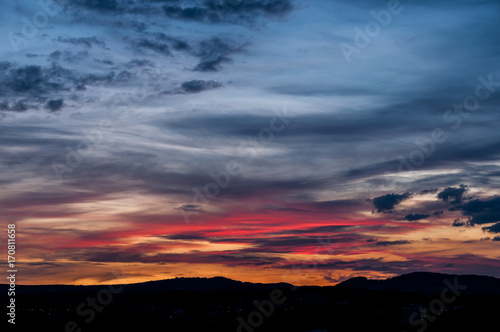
top-left (2, 272), bottom-right (500, 332)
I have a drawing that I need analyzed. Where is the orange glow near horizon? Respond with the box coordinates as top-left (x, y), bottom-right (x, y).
top-left (4, 191), bottom-right (500, 286)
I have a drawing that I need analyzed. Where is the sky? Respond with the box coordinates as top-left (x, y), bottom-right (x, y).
top-left (0, 0), bottom-right (500, 286)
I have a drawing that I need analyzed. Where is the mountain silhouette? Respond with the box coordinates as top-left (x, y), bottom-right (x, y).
top-left (336, 271), bottom-right (500, 295)
top-left (4, 272), bottom-right (500, 295)
top-left (1, 276), bottom-right (293, 294)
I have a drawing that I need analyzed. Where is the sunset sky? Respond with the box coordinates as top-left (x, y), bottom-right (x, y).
top-left (1, 0), bottom-right (500, 286)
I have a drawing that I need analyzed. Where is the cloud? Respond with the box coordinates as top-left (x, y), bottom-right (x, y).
top-left (278, 258), bottom-right (418, 273)
top-left (193, 37), bottom-right (246, 71)
top-left (162, 5), bottom-right (208, 22)
top-left (3, 65), bottom-right (46, 94)
top-left (482, 222), bottom-right (500, 233)
top-left (437, 184), bottom-right (469, 205)
top-left (373, 240), bottom-right (412, 247)
top-left (127, 38), bottom-right (172, 56)
top-left (74, 0), bottom-right (118, 11)
top-left (177, 204), bottom-right (204, 212)
top-left (454, 197), bottom-right (500, 226)
top-left (45, 99), bottom-right (64, 112)
top-left (161, 0), bottom-right (293, 24)
top-left (55, 36), bottom-right (107, 49)
top-left (420, 189), bottom-right (439, 195)
top-left (452, 219), bottom-right (466, 227)
top-left (68, 0), bottom-right (294, 26)
top-left (0, 60), bottom-right (160, 113)
top-left (180, 80), bottom-right (223, 93)
top-left (163, 234), bottom-right (206, 241)
top-left (402, 213), bottom-right (430, 221)
top-left (69, 246), bottom-right (285, 267)
top-left (0, 62), bottom-right (112, 101)
top-left (372, 192), bottom-right (412, 213)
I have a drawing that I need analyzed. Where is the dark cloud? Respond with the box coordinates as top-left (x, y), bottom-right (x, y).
top-left (373, 240), bottom-right (411, 247)
top-left (403, 213), bottom-right (430, 221)
top-left (128, 59), bottom-right (155, 67)
top-left (372, 192), bottom-right (412, 213)
top-left (47, 50), bottom-right (90, 63)
top-left (163, 5), bottom-right (207, 21)
top-left (234, 0), bottom-right (293, 16)
top-left (68, 0), bottom-right (293, 26)
top-left (128, 34), bottom-right (246, 76)
top-left (115, 70), bottom-right (134, 82)
top-left (74, 0), bottom-right (118, 11)
top-left (482, 222), bottom-right (500, 234)
top-left (193, 37), bottom-right (246, 71)
top-left (0, 64), bottom-right (64, 111)
top-left (177, 204), bottom-right (204, 212)
top-left (454, 197), bottom-right (500, 226)
top-left (240, 234), bottom-right (367, 254)
top-left (162, 0), bottom-right (293, 24)
top-left (493, 236), bottom-right (500, 242)
top-left (0, 63), bottom-right (111, 99)
top-left (420, 189), bottom-right (439, 195)
top-left (128, 38), bottom-right (172, 56)
top-left (437, 184), bottom-right (468, 205)
top-left (279, 225), bottom-right (357, 235)
top-left (323, 274), bottom-right (350, 283)
top-left (279, 258), bottom-right (417, 273)
top-left (0, 62), bottom-right (139, 112)
top-left (71, 247), bottom-right (285, 267)
top-left (0, 100), bottom-right (30, 112)
top-left (452, 219), bottom-right (466, 227)
top-left (4, 65), bottom-right (45, 93)
top-left (180, 80), bottom-right (223, 93)
top-left (45, 99), bottom-right (64, 112)
top-left (165, 36), bottom-right (191, 51)
top-left (163, 234), bottom-right (206, 241)
top-left (55, 36), bottom-right (107, 49)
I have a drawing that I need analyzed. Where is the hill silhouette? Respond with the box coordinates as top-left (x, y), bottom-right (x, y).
top-left (2, 272), bottom-right (500, 331)
top-left (1, 276), bottom-right (293, 294)
top-left (336, 271), bottom-right (500, 295)
top-left (2, 272), bottom-right (499, 295)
